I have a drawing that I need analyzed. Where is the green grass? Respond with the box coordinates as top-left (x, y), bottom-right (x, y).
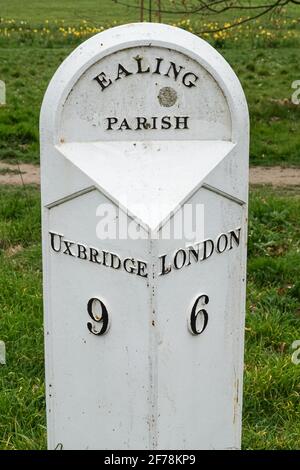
top-left (0, 185), bottom-right (45, 449)
top-left (243, 186), bottom-right (300, 449)
top-left (0, 184), bottom-right (299, 449)
top-left (0, 0), bottom-right (136, 24)
top-left (0, 0), bottom-right (299, 26)
top-left (0, 48), bottom-right (66, 164)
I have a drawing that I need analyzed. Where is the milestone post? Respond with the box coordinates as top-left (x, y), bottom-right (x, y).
top-left (40, 23), bottom-right (249, 450)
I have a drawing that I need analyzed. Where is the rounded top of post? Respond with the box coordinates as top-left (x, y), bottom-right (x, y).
top-left (40, 22), bottom-right (249, 145)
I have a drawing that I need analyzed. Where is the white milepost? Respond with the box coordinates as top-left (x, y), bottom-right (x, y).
top-left (0, 341), bottom-right (6, 365)
top-left (0, 80), bottom-right (6, 106)
top-left (40, 23), bottom-right (249, 450)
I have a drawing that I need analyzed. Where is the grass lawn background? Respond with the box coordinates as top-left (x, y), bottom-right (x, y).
top-left (0, 0), bottom-right (299, 450)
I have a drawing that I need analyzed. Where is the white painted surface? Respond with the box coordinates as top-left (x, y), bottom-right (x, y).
top-left (46, 190), bottom-right (150, 449)
top-left (155, 187), bottom-right (246, 449)
top-left (58, 140), bottom-right (235, 230)
top-left (41, 23), bottom-right (249, 450)
top-left (60, 46), bottom-right (231, 142)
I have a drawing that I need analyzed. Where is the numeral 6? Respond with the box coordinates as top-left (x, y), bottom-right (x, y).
top-left (188, 294), bottom-right (209, 335)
